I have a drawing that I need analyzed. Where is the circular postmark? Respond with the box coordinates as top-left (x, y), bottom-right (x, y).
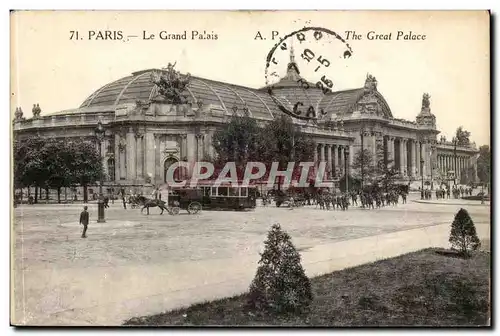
top-left (264, 27), bottom-right (353, 121)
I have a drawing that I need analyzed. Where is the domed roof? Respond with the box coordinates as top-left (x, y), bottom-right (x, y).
top-left (80, 69), bottom-right (289, 120)
top-left (78, 67), bottom-right (386, 121)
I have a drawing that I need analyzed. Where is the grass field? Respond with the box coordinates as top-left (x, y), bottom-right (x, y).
top-left (124, 248), bottom-right (490, 327)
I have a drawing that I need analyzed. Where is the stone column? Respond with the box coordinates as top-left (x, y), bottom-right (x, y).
top-left (186, 133), bottom-right (196, 176)
top-left (349, 145), bottom-right (354, 167)
top-left (136, 134), bottom-right (144, 180)
top-left (145, 133), bottom-right (155, 182)
top-left (314, 143), bottom-right (318, 163)
top-left (421, 141), bottom-right (427, 177)
top-left (399, 138), bottom-right (405, 176)
top-left (386, 137), bottom-right (394, 168)
top-left (333, 145), bottom-right (339, 176)
top-left (326, 144), bottom-right (332, 177)
top-left (414, 141), bottom-right (420, 176)
top-left (196, 133), bottom-right (204, 161)
top-left (410, 140), bottom-right (416, 177)
top-left (179, 134), bottom-right (188, 160)
top-left (187, 133), bottom-right (196, 163)
top-left (119, 144), bottom-right (127, 182)
top-left (319, 143), bottom-right (325, 162)
top-left (154, 134), bottom-right (161, 183)
top-left (126, 129), bottom-right (136, 181)
top-left (339, 146), bottom-right (345, 173)
top-left (205, 131), bottom-right (213, 159)
top-left (114, 133), bottom-right (121, 181)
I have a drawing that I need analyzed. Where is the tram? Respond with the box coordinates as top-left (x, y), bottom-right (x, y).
top-left (162, 181), bottom-right (258, 211)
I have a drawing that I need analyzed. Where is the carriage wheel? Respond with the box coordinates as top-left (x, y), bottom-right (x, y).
top-left (187, 202), bottom-right (202, 214)
top-left (170, 207), bottom-right (180, 216)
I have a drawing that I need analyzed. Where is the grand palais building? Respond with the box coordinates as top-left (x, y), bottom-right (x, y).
top-left (13, 55), bottom-right (479, 197)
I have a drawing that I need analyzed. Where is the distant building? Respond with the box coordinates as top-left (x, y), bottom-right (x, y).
top-left (13, 54), bottom-right (478, 196)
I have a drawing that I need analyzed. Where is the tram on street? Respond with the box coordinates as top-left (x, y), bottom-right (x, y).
top-left (161, 181), bottom-right (258, 211)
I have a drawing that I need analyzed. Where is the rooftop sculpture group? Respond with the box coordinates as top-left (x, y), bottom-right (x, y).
top-left (150, 62), bottom-right (191, 105)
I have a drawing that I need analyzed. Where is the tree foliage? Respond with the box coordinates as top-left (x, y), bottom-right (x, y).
top-left (351, 148), bottom-right (373, 179)
top-left (449, 208), bottom-right (481, 257)
top-left (455, 126), bottom-right (471, 147)
top-left (212, 114), bottom-right (316, 183)
top-left (13, 137), bottom-right (49, 190)
top-left (212, 115), bottom-right (262, 167)
top-left (477, 145), bottom-right (490, 184)
top-left (13, 136), bottom-right (103, 202)
top-left (248, 223), bottom-right (313, 314)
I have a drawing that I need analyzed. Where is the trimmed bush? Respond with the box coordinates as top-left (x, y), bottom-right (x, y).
top-left (449, 208), bottom-right (481, 257)
top-left (247, 223), bottom-right (313, 314)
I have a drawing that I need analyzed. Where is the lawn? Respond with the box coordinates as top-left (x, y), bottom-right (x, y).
top-left (124, 248), bottom-right (490, 327)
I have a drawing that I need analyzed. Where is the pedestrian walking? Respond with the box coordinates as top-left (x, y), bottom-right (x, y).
top-left (122, 195), bottom-right (127, 209)
top-left (79, 205), bottom-right (89, 238)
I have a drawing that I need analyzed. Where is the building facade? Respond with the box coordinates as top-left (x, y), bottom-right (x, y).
top-left (13, 57), bottom-right (479, 196)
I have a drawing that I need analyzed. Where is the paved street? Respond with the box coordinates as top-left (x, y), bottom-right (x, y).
top-left (12, 194), bottom-right (490, 326)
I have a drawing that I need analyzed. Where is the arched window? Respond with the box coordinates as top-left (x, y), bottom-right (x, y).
top-left (108, 158), bottom-right (115, 181)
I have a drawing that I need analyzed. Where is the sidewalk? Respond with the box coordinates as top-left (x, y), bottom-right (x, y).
top-left (16, 220), bottom-right (490, 326)
top-left (413, 199), bottom-right (490, 207)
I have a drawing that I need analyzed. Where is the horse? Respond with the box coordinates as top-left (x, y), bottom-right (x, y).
top-left (137, 196), bottom-right (169, 215)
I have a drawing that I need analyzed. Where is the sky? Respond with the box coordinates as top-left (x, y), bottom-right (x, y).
top-left (10, 10), bottom-right (490, 146)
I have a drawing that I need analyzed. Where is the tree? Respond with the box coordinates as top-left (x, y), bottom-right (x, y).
top-left (258, 114), bottom-right (315, 164)
top-left (13, 136), bottom-right (50, 203)
top-left (477, 145), bottom-right (490, 187)
top-left (460, 166), bottom-right (476, 186)
top-left (247, 223), bottom-right (313, 314)
top-left (67, 140), bottom-right (103, 203)
top-left (351, 148), bottom-right (373, 179)
top-left (449, 208), bottom-right (480, 257)
top-left (212, 114), bottom-right (262, 168)
top-left (258, 115), bottom-right (315, 186)
top-left (44, 139), bottom-right (74, 203)
top-left (455, 126), bottom-right (471, 147)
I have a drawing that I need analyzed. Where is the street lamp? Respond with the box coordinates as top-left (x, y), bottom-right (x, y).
top-left (94, 120), bottom-right (106, 223)
top-left (344, 146), bottom-right (350, 194)
top-left (420, 158), bottom-right (425, 199)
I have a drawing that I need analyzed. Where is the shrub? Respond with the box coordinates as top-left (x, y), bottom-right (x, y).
top-left (247, 223), bottom-right (313, 314)
top-left (449, 208), bottom-right (481, 257)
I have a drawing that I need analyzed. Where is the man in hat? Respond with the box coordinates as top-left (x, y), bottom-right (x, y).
top-left (79, 206), bottom-right (89, 238)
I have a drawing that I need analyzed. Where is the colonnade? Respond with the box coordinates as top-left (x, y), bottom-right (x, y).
top-left (314, 143), bottom-right (353, 179)
top-left (109, 128), bottom-right (214, 184)
top-left (436, 153), bottom-right (471, 178)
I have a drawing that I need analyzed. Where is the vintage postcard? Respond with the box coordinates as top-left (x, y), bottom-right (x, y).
top-left (10, 10), bottom-right (491, 327)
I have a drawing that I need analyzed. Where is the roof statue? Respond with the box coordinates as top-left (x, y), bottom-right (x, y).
top-left (14, 107), bottom-right (24, 121)
top-left (422, 93), bottom-right (431, 110)
top-left (416, 92), bottom-right (436, 128)
top-left (364, 73), bottom-right (378, 91)
top-left (32, 104), bottom-right (41, 118)
top-left (150, 62), bottom-right (191, 104)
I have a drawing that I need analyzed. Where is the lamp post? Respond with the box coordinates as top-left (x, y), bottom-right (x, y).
top-left (94, 121), bottom-right (106, 223)
top-left (344, 146), bottom-right (350, 194)
top-left (420, 158), bottom-right (425, 199)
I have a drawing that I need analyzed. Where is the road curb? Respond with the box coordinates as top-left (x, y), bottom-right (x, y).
top-left (412, 200), bottom-right (490, 207)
